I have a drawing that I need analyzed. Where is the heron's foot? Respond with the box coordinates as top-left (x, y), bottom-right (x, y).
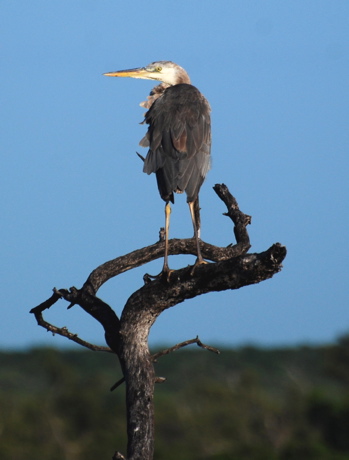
top-left (190, 258), bottom-right (209, 276)
top-left (162, 266), bottom-right (174, 282)
top-left (143, 265), bottom-right (174, 283)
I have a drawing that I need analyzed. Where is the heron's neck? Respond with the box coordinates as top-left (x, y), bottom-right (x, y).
top-left (174, 73), bottom-right (191, 85)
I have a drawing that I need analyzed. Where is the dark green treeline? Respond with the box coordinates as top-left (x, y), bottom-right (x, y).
top-left (1, 336), bottom-right (349, 460)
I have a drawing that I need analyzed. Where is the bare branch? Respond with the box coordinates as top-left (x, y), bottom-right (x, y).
top-left (152, 336), bottom-right (220, 361)
top-left (112, 452), bottom-right (126, 460)
top-left (195, 337), bottom-right (221, 354)
top-left (119, 242), bottom-right (286, 335)
top-left (30, 290), bottom-right (62, 313)
top-left (110, 377), bottom-right (126, 392)
top-left (213, 183), bottom-right (251, 246)
top-left (30, 184), bottom-right (287, 460)
top-left (30, 292), bottom-right (113, 352)
top-left (52, 287), bottom-right (122, 352)
top-left (82, 184), bottom-right (252, 295)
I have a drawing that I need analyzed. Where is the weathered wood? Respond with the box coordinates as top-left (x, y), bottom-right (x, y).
top-left (30, 184), bottom-right (286, 459)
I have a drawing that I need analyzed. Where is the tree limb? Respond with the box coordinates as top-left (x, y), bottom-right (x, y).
top-left (30, 291), bottom-right (113, 352)
top-left (82, 183), bottom-right (251, 295)
top-left (30, 184), bottom-right (287, 460)
top-left (152, 336), bottom-right (221, 361)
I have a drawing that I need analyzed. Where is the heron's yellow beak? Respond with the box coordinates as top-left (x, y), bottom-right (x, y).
top-left (103, 67), bottom-right (150, 79)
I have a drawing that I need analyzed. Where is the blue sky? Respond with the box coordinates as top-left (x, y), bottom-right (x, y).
top-left (1, 1), bottom-right (348, 350)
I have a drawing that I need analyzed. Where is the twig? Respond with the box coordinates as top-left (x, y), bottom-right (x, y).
top-left (30, 290), bottom-right (62, 313)
top-left (110, 376), bottom-right (126, 392)
top-left (112, 452), bottom-right (126, 460)
top-left (30, 292), bottom-right (113, 353)
top-left (152, 336), bottom-right (220, 362)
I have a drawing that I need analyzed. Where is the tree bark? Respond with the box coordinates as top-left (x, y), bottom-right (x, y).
top-left (30, 184), bottom-right (287, 459)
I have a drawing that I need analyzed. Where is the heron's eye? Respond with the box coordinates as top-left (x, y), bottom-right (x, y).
top-left (155, 66), bottom-right (162, 72)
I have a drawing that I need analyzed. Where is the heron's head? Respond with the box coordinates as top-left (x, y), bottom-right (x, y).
top-left (104, 61), bottom-right (191, 86)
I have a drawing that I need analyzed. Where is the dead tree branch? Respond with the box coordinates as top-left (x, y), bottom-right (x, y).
top-left (152, 336), bottom-right (221, 361)
top-left (30, 184), bottom-right (286, 459)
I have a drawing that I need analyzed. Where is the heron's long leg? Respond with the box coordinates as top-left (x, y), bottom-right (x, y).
top-left (145, 202), bottom-right (172, 281)
top-left (192, 197), bottom-right (201, 239)
top-left (162, 202), bottom-right (171, 275)
top-left (189, 200), bottom-right (205, 266)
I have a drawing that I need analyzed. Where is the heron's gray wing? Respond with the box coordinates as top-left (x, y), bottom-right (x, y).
top-left (142, 84), bottom-right (211, 203)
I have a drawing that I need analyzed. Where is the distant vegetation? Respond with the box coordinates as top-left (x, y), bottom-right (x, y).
top-left (1, 336), bottom-right (349, 459)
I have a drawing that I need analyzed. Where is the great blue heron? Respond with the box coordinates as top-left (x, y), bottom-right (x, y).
top-left (104, 61), bottom-right (211, 278)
